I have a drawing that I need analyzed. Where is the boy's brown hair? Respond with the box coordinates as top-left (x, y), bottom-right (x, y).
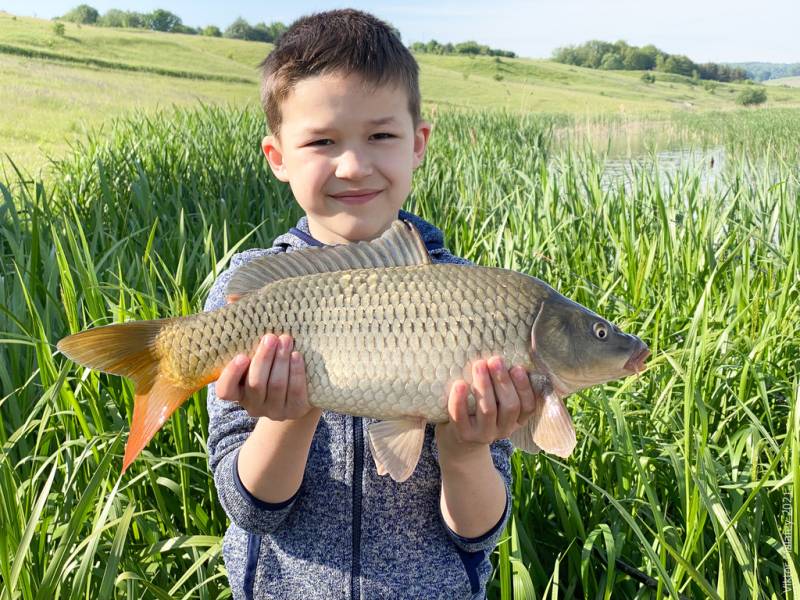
top-left (259, 9), bottom-right (421, 136)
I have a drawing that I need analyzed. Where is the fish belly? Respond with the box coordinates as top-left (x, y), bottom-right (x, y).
top-left (160, 264), bottom-right (538, 422)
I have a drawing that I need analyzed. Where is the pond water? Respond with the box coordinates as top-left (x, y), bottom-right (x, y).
top-left (600, 146), bottom-right (727, 191)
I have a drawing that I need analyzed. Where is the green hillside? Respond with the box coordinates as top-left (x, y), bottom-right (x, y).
top-left (2, 11), bottom-right (800, 173)
top-left (0, 11), bottom-right (268, 79)
top-left (765, 76), bottom-right (800, 88)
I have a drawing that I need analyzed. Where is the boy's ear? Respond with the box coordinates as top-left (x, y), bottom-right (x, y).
top-left (412, 120), bottom-right (432, 170)
top-left (262, 135), bottom-right (290, 182)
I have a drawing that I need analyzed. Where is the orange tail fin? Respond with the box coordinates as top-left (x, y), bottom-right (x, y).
top-left (57, 319), bottom-right (203, 473)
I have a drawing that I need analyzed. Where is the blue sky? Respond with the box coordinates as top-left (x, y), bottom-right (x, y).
top-left (3, 0), bottom-right (798, 62)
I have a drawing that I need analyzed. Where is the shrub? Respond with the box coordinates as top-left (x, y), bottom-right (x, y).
top-left (641, 72), bottom-right (655, 84)
top-left (736, 88), bottom-right (767, 106)
top-left (53, 22), bottom-right (66, 36)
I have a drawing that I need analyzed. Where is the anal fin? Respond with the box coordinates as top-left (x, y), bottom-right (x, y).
top-left (366, 418), bottom-right (426, 482)
top-left (510, 426), bottom-right (541, 454)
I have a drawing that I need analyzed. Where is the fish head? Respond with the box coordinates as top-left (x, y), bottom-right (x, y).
top-left (530, 294), bottom-right (649, 396)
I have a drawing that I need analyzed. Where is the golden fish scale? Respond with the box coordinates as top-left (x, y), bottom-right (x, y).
top-left (157, 264), bottom-right (543, 421)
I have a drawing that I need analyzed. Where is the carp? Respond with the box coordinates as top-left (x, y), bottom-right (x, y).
top-left (58, 220), bottom-right (649, 481)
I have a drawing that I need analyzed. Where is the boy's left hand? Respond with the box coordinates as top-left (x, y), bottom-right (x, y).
top-left (435, 357), bottom-right (540, 451)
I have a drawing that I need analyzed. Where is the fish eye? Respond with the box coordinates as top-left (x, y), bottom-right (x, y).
top-left (593, 322), bottom-right (608, 340)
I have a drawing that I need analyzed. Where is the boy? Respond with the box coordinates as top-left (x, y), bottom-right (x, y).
top-left (205, 9), bottom-right (540, 599)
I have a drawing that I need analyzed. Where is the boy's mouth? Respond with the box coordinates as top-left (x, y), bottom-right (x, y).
top-left (329, 189), bottom-right (382, 205)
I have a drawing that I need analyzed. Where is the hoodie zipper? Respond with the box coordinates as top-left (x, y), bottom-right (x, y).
top-left (351, 416), bottom-right (363, 600)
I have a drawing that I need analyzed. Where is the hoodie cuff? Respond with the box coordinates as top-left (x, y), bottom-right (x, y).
top-left (442, 489), bottom-right (511, 553)
top-left (233, 448), bottom-right (301, 510)
top-left (213, 447), bottom-right (300, 535)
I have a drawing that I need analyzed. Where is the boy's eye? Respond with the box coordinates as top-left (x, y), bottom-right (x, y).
top-left (372, 133), bottom-right (395, 140)
top-left (307, 139), bottom-right (333, 147)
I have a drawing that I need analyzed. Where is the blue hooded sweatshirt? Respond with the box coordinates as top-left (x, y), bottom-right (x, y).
top-left (205, 210), bottom-right (513, 600)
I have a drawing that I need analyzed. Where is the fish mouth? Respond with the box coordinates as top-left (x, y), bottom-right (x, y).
top-left (623, 345), bottom-right (651, 374)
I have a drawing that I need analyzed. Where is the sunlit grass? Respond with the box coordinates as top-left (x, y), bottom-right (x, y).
top-left (0, 106), bottom-right (798, 598)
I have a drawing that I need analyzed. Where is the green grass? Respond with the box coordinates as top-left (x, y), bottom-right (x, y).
top-left (0, 105), bottom-right (797, 598)
top-left (4, 11), bottom-right (800, 175)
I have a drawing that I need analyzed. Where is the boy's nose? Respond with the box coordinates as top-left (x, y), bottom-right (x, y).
top-left (335, 148), bottom-right (373, 179)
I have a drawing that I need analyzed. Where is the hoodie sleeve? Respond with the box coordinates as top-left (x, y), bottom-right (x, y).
top-left (204, 249), bottom-right (301, 535)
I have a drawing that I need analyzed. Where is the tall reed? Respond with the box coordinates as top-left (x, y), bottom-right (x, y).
top-left (1, 105), bottom-right (797, 599)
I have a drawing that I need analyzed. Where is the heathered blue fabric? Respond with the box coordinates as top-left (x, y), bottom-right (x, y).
top-left (205, 211), bottom-right (514, 600)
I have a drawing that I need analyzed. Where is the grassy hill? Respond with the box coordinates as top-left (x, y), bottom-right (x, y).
top-left (765, 76), bottom-right (800, 88)
top-left (2, 11), bottom-right (800, 173)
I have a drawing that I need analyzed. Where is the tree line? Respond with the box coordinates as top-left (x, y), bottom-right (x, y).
top-left (410, 40), bottom-right (515, 58)
top-left (59, 4), bottom-right (286, 41)
top-left (726, 62), bottom-right (800, 82)
top-left (552, 40), bottom-right (748, 82)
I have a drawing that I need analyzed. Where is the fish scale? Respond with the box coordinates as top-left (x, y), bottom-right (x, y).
top-left (157, 264), bottom-right (541, 422)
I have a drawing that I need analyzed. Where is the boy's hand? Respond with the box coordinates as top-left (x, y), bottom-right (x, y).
top-left (215, 334), bottom-right (318, 421)
top-left (436, 357), bottom-right (540, 452)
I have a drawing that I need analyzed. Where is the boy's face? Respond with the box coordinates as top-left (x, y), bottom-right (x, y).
top-left (262, 73), bottom-right (431, 244)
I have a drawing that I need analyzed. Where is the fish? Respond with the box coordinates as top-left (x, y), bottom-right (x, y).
top-left (57, 220), bottom-right (649, 481)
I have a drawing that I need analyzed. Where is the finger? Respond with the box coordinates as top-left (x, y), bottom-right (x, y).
top-left (448, 380), bottom-right (475, 442)
top-left (488, 357), bottom-right (520, 437)
top-left (472, 359), bottom-right (497, 441)
top-left (265, 334), bottom-right (293, 417)
top-left (510, 366), bottom-right (537, 425)
top-left (215, 354), bottom-right (250, 402)
top-left (245, 334), bottom-right (279, 401)
top-left (285, 351), bottom-right (310, 418)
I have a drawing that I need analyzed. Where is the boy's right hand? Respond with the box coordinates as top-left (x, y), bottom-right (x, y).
top-left (215, 333), bottom-right (317, 421)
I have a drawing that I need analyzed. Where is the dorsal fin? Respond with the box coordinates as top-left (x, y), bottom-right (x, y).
top-left (226, 220), bottom-right (431, 299)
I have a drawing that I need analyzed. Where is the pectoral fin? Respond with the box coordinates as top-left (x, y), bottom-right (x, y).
top-left (530, 391), bottom-right (576, 458)
top-left (366, 418), bottom-right (426, 482)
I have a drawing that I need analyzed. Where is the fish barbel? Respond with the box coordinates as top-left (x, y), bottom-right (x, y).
top-left (57, 220), bottom-right (649, 481)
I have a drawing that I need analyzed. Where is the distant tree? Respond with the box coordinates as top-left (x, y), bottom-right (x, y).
top-left (147, 9), bottom-right (182, 32)
top-left (411, 39), bottom-right (513, 58)
top-left (124, 11), bottom-right (146, 28)
top-left (172, 24), bottom-right (197, 34)
top-left (53, 21), bottom-right (66, 36)
top-left (600, 52), bottom-right (624, 70)
top-left (736, 88), bottom-right (767, 106)
top-left (660, 54), bottom-right (694, 77)
top-left (250, 22), bottom-right (268, 42)
top-left (224, 17), bottom-right (256, 40)
top-left (266, 22), bottom-right (287, 42)
top-left (98, 9), bottom-right (127, 27)
top-left (552, 45), bottom-right (581, 65)
top-left (61, 4), bottom-right (99, 24)
top-left (582, 40), bottom-right (615, 68)
top-left (623, 48), bottom-right (655, 70)
top-left (202, 25), bottom-right (222, 37)
top-left (455, 41), bottom-right (482, 55)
